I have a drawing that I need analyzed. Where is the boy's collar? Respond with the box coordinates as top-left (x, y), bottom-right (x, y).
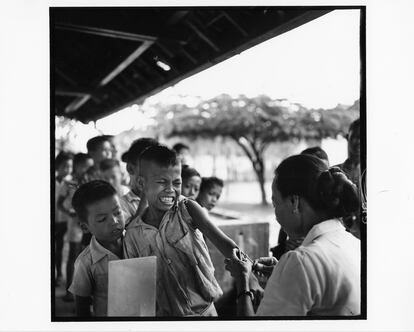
top-left (90, 236), bottom-right (123, 264)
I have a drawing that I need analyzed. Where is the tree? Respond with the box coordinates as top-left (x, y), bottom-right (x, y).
top-left (155, 94), bottom-right (359, 205)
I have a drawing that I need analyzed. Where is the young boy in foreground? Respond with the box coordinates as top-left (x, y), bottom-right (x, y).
top-left (69, 180), bottom-right (125, 317)
top-left (123, 145), bottom-right (261, 316)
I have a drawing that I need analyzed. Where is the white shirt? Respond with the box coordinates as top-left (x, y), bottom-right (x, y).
top-left (256, 219), bottom-right (360, 316)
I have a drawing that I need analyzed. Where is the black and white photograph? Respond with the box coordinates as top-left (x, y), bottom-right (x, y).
top-left (1, 0), bottom-right (414, 331)
top-left (51, 6), bottom-right (365, 320)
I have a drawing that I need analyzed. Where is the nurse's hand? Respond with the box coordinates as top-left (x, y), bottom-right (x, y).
top-left (224, 248), bottom-right (252, 282)
top-left (253, 257), bottom-right (278, 277)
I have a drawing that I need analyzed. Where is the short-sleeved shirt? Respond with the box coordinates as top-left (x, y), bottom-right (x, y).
top-left (256, 219), bottom-right (360, 316)
top-left (69, 236), bottom-right (122, 316)
top-left (120, 190), bottom-right (141, 226)
top-left (123, 197), bottom-right (222, 316)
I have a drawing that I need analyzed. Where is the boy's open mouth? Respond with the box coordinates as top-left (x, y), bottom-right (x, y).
top-left (159, 196), bottom-right (175, 205)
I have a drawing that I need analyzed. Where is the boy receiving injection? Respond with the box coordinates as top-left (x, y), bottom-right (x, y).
top-left (69, 180), bottom-right (125, 317)
top-left (123, 145), bottom-right (262, 317)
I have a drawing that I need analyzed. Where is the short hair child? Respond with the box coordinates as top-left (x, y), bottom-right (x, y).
top-left (197, 176), bottom-right (224, 211)
top-left (172, 142), bottom-right (190, 166)
top-left (99, 159), bottom-right (128, 196)
top-left (123, 145), bottom-right (251, 316)
top-left (69, 180), bottom-right (125, 317)
top-left (55, 151), bottom-right (73, 182)
top-left (181, 165), bottom-right (202, 200)
top-left (86, 135), bottom-right (113, 166)
top-left (120, 137), bottom-right (159, 225)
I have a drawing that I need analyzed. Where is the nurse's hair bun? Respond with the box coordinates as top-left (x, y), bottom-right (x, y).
top-left (316, 167), bottom-right (360, 217)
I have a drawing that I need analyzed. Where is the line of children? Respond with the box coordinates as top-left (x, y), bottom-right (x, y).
top-left (58, 137), bottom-right (240, 317)
top-left (57, 153), bottom-right (93, 301)
top-left (55, 152), bottom-right (73, 283)
top-left (122, 145), bottom-right (244, 316)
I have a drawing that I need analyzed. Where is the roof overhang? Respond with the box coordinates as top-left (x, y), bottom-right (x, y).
top-left (51, 7), bottom-right (333, 123)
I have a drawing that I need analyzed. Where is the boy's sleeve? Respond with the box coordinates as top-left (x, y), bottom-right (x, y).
top-left (123, 229), bottom-right (140, 259)
top-left (68, 257), bottom-right (93, 297)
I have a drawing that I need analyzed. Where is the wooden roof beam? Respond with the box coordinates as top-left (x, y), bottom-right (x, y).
top-left (65, 94), bottom-right (91, 113)
top-left (55, 23), bottom-right (157, 43)
top-left (55, 90), bottom-right (90, 97)
top-left (222, 11), bottom-right (249, 37)
top-left (55, 67), bottom-right (77, 86)
top-left (186, 21), bottom-right (220, 52)
top-left (100, 40), bottom-right (154, 86)
top-left (65, 40), bottom-right (153, 113)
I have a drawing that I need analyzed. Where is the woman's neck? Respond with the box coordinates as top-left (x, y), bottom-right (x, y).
top-left (295, 209), bottom-right (331, 239)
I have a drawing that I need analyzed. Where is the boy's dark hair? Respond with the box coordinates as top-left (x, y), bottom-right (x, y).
top-left (86, 135), bottom-right (110, 153)
top-left (99, 158), bottom-right (120, 172)
top-left (121, 137), bottom-right (159, 164)
top-left (139, 144), bottom-right (179, 173)
top-left (200, 176), bottom-right (224, 193)
top-left (55, 151), bottom-right (73, 167)
top-left (72, 180), bottom-right (117, 223)
top-left (73, 153), bottom-right (91, 169)
top-left (173, 142), bottom-right (189, 153)
top-left (181, 165), bottom-right (201, 182)
top-left (301, 146), bottom-right (329, 163)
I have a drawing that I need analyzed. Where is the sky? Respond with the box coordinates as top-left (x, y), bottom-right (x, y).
top-left (68, 9), bottom-right (361, 144)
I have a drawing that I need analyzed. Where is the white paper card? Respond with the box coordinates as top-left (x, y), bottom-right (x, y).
top-left (107, 256), bottom-right (157, 317)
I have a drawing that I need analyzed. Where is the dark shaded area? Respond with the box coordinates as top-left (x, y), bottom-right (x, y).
top-left (51, 7), bottom-right (332, 123)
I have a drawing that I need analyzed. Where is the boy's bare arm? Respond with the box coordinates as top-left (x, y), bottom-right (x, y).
top-left (74, 295), bottom-right (92, 317)
top-left (185, 199), bottom-right (237, 258)
top-left (57, 195), bottom-right (73, 217)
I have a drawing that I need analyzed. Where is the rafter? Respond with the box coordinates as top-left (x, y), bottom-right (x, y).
top-left (100, 41), bottom-right (154, 86)
top-left (186, 21), bottom-right (220, 52)
top-left (55, 23), bottom-right (157, 43)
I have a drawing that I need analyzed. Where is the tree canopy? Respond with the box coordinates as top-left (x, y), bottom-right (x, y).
top-left (153, 94), bottom-right (359, 205)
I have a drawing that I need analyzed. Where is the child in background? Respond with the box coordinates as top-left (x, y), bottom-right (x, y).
top-left (57, 153), bottom-right (93, 301)
top-left (55, 151), bottom-right (73, 283)
top-left (120, 137), bottom-right (159, 226)
top-left (181, 165), bottom-right (201, 200)
top-left (196, 176), bottom-right (224, 212)
top-left (69, 180), bottom-right (125, 317)
top-left (99, 159), bottom-right (129, 196)
top-left (172, 142), bottom-right (191, 166)
top-left (85, 135), bottom-right (113, 181)
top-left (123, 145), bottom-right (253, 316)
